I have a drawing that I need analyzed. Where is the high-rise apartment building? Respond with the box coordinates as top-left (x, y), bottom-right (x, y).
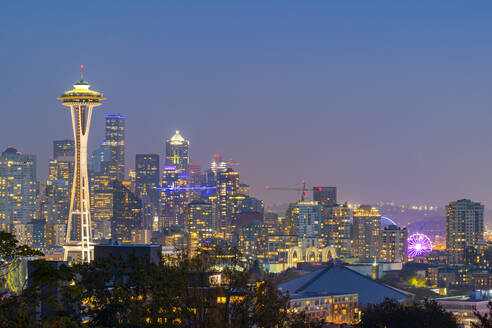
top-left (313, 186), bottom-right (337, 207)
top-left (352, 205), bottom-right (381, 260)
top-left (286, 201), bottom-right (323, 242)
top-left (0, 147), bottom-right (37, 231)
top-left (381, 225), bottom-right (408, 262)
top-left (446, 199), bottom-right (484, 264)
top-left (239, 220), bottom-right (269, 260)
top-left (103, 115), bottom-right (125, 181)
top-left (216, 167), bottom-right (239, 233)
top-left (111, 180), bottom-right (143, 243)
top-left (323, 203), bottom-right (352, 257)
top-left (165, 131), bottom-right (189, 171)
top-left (186, 200), bottom-right (213, 234)
top-left (186, 200), bottom-right (213, 253)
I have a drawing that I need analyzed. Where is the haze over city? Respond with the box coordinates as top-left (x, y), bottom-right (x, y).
top-left (1, 1), bottom-right (492, 207)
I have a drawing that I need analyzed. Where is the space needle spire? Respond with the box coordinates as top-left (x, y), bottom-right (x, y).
top-left (57, 66), bottom-right (105, 263)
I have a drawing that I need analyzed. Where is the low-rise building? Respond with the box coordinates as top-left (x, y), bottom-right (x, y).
top-left (278, 264), bottom-right (412, 307)
top-left (435, 290), bottom-right (492, 328)
top-left (288, 292), bottom-right (359, 325)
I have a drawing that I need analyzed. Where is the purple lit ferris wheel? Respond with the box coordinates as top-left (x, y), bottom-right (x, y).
top-left (407, 233), bottom-right (432, 258)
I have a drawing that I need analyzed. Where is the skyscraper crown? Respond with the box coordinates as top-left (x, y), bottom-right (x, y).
top-left (169, 130), bottom-right (186, 145)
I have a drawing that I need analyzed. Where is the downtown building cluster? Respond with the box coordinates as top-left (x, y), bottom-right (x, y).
top-left (0, 121), bottom-right (410, 271)
top-left (0, 77), bottom-right (491, 327)
top-left (1, 122), bottom-right (489, 271)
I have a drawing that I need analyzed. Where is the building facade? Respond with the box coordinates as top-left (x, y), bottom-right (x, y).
top-left (286, 201), bottom-right (323, 242)
top-left (165, 130), bottom-right (189, 171)
top-left (135, 154), bottom-right (160, 203)
top-left (381, 225), bottom-right (408, 262)
top-left (111, 180), bottom-right (143, 243)
top-left (103, 114), bottom-right (125, 181)
top-left (323, 203), bottom-right (352, 257)
top-left (446, 199), bottom-right (484, 265)
top-left (313, 186), bottom-right (337, 207)
top-left (352, 205), bottom-right (381, 260)
top-left (0, 147), bottom-right (37, 231)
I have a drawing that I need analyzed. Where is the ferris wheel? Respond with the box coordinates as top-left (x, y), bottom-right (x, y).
top-left (407, 233), bottom-right (432, 258)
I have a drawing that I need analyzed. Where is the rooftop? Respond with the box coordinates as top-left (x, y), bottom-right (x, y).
top-left (278, 265), bottom-right (411, 306)
top-left (169, 130), bottom-right (187, 145)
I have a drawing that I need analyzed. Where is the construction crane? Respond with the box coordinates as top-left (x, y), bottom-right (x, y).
top-left (265, 180), bottom-right (309, 202)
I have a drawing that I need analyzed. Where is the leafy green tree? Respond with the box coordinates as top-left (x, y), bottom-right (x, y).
top-left (357, 298), bottom-right (458, 328)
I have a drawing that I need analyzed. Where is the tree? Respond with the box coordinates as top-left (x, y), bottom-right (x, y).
top-left (357, 298), bottom-right (458, 328)
top-left (472, 301), bottom-right (492, 328)
top-left (0, 231), bottom-right (43, 287)
top-left (1, 243), bottom-right (325, 327)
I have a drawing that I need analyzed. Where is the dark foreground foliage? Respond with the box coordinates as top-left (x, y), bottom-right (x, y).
top-left (0, 234), bottom-right (322, 328)
top-left (356, 298), bottom-right (458, 328)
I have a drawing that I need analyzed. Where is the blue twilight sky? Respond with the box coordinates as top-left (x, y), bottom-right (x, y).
top-left (0, 1), bottom-right (491, 208)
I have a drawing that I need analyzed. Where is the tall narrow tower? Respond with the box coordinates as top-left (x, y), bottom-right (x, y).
top-left (57, 66), bottom-right (105, 262)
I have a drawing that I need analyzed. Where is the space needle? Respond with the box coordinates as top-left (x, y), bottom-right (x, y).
top-left (57, 66), bottom-right (105, 262)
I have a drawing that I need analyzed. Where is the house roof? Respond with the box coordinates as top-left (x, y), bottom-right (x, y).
top-left (278, 265), bottom-right (411, 306)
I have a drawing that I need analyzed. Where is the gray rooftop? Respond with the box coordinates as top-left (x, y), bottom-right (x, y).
top-left (278, 265), bottom-right (411, 306)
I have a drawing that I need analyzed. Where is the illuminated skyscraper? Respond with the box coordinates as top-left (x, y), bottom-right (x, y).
top-left (89, 116), bottom-right (124, 240)
top-left (352, 205), bottom-right (381, 260)
top-left (135, 154), bottom-right (160, 228)
top-left (313, 186), bottom-right (337, 207)
top-left (186, 200), bottom-right (213, 254)
top-left (135, 154), bottom-right (160, 202)
top-left (239, 220), bottom-right (269, 260)
top-left (44, 140), bottom-right (74, 226)
top-left (57, 67), bottom-right (105, 262)
top-left (286, 201), bottom-right (322, 242)
top-left (322, 203), bottom-right (351, 257)
top-left (160, 165), bottom-right (189, 227)
top-left (186, 200), bottom-right (213, 234)
top-left (216, 167), bottom-right (239, 233)
top-left (111, 180), bottom-right (143, 243)
top-left (165, 130), bottom-right (189, 171)
top-left (446, 199), bottom-right (484, 264)
top-left (103, 114), bottom-right (125, 181)
top-left (0, 147), bottom-right (37, 232)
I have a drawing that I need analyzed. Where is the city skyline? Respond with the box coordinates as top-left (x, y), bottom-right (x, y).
top-left (3, 3), bottom-right (492, 326)
top-left (1, 1), bottom-right (492, 208)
